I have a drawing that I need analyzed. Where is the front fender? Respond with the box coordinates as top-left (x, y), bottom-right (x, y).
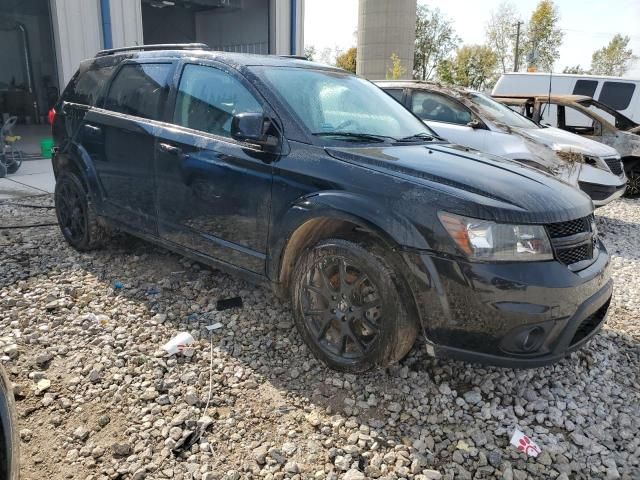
top-left (267, 190), bottom-right (429, 281)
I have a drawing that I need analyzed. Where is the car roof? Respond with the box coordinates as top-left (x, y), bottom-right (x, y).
top-left (91, 45), bottom-right (343, 72)
top-left (493, 94), bottom-right (593, 103)
top-left (374, 80), bottom-right (481, 96)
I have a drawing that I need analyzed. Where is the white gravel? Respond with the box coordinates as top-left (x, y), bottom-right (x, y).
top-left (0, 195), bottom-right (638, 480)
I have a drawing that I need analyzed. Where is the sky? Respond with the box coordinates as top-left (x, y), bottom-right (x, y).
top-left (304, 0), bottom-right (640, 78)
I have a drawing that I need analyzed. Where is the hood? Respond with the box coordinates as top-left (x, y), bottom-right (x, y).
top-left (515, 126), bottom-right (619, 158)
top-left (326, 143), bottom-right (593, 224)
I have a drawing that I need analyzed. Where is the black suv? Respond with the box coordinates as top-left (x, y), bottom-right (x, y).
top-left (51, 44), bottom-right (612, 372)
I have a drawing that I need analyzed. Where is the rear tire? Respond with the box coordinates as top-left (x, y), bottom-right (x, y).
top-left (54, 171), bottom-right (108, 251)
top-left (291, 238), bottom-right (418, 373)
top-left (0, 365), bottom-right (19, 480)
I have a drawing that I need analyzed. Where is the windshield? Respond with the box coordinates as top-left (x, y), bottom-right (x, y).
top-left (577, 98), bottom-right (638, 131)
top-left (469, 93), bottom-right (540, 129)
top-left (256, 67), bottom-right (437, 141)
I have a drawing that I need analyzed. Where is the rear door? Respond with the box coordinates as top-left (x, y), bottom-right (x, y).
top-left (85, 60), bottom-right (174, 234)
top-left (409, 90), bottom-right (488, 151)
top-left (153, 61), bottom-right (275, 274)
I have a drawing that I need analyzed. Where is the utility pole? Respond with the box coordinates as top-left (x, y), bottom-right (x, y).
top-left (514, 21), bottom-right (523, 72)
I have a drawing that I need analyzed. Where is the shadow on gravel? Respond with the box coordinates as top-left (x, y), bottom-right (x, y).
top-left (596, 213), bottom-right (640, 262)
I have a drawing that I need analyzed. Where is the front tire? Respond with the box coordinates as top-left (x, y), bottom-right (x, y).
top-left (625, 161), bottom-right (640, 197)
top-left (54, 171), bottom-right (107, 251)
top-left (291, 238), bottom-right (418, 373)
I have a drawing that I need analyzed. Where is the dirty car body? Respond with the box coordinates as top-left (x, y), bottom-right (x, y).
top-left (495, 94), bottom-right (640, 196)
top-left (378, 81), bottom-right (627, 206)
top-left (51, 46), bottom-right (612, 370)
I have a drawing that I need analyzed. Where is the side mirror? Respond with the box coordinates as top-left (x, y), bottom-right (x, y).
top-left (231, 113), bottom-right (279, 150)
top-left (466, 119), bottom-right (483, 129)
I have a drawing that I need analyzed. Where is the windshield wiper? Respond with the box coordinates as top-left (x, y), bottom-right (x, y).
top-left (396, 132), bottom-right (438, 142)
top-left (312, 132), bottom-right (392, 143)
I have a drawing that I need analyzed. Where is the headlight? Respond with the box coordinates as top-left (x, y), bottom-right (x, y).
top-left (438, 212), bottom-right (553, 261)
top-left (552, 145), bottom-right (609, 172)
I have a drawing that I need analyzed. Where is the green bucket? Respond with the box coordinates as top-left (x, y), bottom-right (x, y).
top-left (40, 138), bottom-right (54, 159)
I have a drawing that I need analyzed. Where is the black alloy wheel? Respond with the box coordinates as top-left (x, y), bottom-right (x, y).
top-left (292, 239), bottom-right (417, 372)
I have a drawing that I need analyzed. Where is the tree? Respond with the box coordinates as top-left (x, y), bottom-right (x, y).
top-left (318, 47), bottom-right (333, 65)
top-left (523, 0), bottom-right (563, 71)
top-left (562, 65), bottom-right (589, 74)
top-left (485, 1), bottom-right (523, 73)
top-left (414, 5), bottom-right (460, 80)
top-left (436, 45), bottom-right (498, 90)
top-left (387, 53), bottom-right (406, 80)
top-left (591, 34), bottom-right (637, 76)
top-left (336, 47), bottom-right (357, 73)
top-left (304, 45), bottom-right (317, 62)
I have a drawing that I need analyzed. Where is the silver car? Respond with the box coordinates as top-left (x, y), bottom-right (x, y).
top-left (377, 81), bottom-right (627, 206)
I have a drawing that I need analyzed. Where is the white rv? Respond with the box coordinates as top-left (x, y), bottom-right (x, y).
top-left (492, 73), bottom-right (640, 122)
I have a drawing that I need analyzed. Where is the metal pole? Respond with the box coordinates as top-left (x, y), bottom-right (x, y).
top-left (514, 21), bottom-right (523, 72)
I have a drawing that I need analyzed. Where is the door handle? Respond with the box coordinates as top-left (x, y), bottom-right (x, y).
top-left (84, 124), bottom-right (102, 134)
top-left (158, 142), bottom-right (183, 156)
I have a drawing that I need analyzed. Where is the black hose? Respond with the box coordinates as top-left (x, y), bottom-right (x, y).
top-left (0, 223), bottom-right (57, 230)
top-left (4, 203), bottom-right (55, 209)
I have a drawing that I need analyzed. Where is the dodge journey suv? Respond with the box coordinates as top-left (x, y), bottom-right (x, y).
top-left (51, 44), bottom-right (612, 372)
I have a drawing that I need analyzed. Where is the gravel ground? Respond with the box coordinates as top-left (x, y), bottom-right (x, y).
top-left (0, 194), bottom-right (638, 480)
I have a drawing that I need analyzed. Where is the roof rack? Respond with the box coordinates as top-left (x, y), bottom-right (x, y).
top-left (95, 43), bottom-right (210, 57)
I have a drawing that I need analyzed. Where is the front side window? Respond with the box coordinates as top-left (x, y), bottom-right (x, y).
top-left (563, 106), bottom-right (599, 134)
top-left (257, 67), bottom-right (434, 140)
top-left (385, 89), bottom-right (404, 103)
top-left (411, 91), bottom-right (472, 125)
top-left (598, 81), bottom-right (636, 110)
top-left (173, 64), bottom-right (262, 137)
top-left (104, 63), bottom-right (172, 120)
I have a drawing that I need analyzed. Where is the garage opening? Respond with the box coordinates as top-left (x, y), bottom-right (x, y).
top-left (142, 0), bottom-right (270, 54)
top-left (0, 0), bottom-right (58, 125)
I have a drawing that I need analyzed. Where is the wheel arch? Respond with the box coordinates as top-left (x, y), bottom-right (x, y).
top-left (52, 143), bottom-right (102, 200)
top-left (269, 192), bottom-right (427, 299)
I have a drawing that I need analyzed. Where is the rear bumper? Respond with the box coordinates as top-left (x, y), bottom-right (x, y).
top-left (401, 239), bottom-right (612, 368)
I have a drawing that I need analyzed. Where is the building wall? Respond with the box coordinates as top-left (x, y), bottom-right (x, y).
top-left (356, 0), bottom-right (416, 80)
top-left (50, 0), bottom-right (103, 86)
top-left (142, 3), bottom-right (196, 45)
top-left (270, 0), bottom-right (305, 56)
top-left (109, 0), bottom-right (143, 48)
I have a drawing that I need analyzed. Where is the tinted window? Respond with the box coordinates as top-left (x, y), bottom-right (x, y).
top-left (63, 66), bottom-right (116, 106)
top-left (104, 63), bottom-right (172, 120)
top-left (598, 81), bottom-right (636, 110)
top-left (385, 89), bottom-right (404, 102)
top-left (258, 67), bottom-right (435, 139)
top-left (173, 64), bottom-right (262, 137)
top-left (572, 79), bottom-right (598, 97)
top-left (411, 91), bottom-right (472, 125)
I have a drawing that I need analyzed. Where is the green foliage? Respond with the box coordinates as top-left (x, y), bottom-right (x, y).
top-left (562, 65), bottom-right (589, 74)
top-left (591, 34), bottom-right (637, 76)
top-left (386, 53), bottom-right (407, 80)
top-left (414, 5), bottom-right (460, 80)
top-left (304, 45), bottom-right (317, 62)
top-left (485, 1), bottom-right (523, 73)
top-left (336, 47), bottom-right (357, 73)
top-left (437, 45), bottom-right (498, 90)
top-left (523, 0), bottom-right (563, 71)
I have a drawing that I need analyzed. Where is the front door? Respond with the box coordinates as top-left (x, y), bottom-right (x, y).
top-left (88, 61), bottom-right (174, 234)
top-left (154, 62), bottom-right (274, 274)
top-left (409, 90), bottom-right (488, 152)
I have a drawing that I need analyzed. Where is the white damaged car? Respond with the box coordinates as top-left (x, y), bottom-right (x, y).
top-left (377, 81), bottom-right (627, 206)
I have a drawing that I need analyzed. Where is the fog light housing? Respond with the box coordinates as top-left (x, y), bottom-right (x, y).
top-left (500, 322), bottom-right (557, 355)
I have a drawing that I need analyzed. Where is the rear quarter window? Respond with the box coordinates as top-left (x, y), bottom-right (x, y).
top-left (598, 81), bottom-right (636, 110)
top-left (62, 66), bottom-right (116, 106)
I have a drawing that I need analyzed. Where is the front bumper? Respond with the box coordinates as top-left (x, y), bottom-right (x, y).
top-left (580, 181), bottom-right (626, 207)
top-left (401, 239), bottom-right (612, 368)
